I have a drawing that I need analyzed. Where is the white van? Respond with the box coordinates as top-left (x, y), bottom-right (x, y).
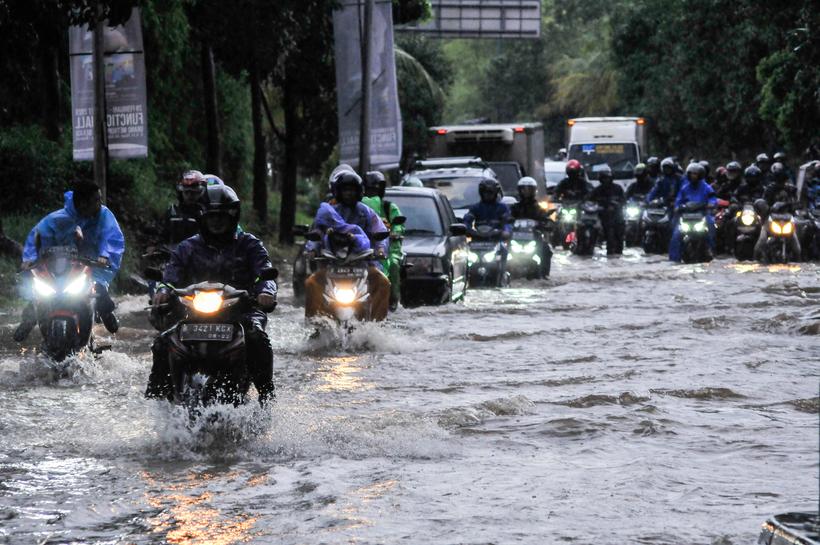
top-left (565, 117), bottom-right (648, 188)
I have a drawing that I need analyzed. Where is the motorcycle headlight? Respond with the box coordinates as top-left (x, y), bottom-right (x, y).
top-left (192, 291), bottom-right (223, 313)
top-left (33, 276), bottom-right (56, 297)
top-left (740, 212), bottom-right (755, 226)
top-left (63, 273), bottom-right (88, 295)
top-left (694, 220), bottom-right (707, 232)
top-left (482, 251), bottom-right (497, 263)
top-left (626, 206), bottom-right (640, 219)
top-left (523, 240), bottom-right (537, 254)
top-left (511, 240), bottom-right (522, 253)
top-left (769, 221), bottom-right (782, 235)
top-left (679, 220), bottom-right (691, 233)
top-left (782, 221), bottom-right (794, 235)
top-left (333, 287), bottom-right (357, 305)
top-left (467, 251), bottom-right (479, 264)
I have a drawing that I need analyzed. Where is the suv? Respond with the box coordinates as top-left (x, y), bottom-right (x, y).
top-left (402, 166), bottom-right (498, 220)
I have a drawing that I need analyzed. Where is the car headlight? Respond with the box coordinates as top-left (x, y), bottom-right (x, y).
top-left (482, 251), bottom-right (497, 263)
top-left (740, 212), bottom-right (755, 226)
top-left (63, 273), bottom-right (88, 295)
top-left (192, 291), bottom-right (223, 313)
top-left (694, 219), bottom-right (707, 232)
top-left (33, 276), bottom-right (56, 297)
top-left (333, 287), bottom-right (356, 305)
top-left (626, 206), bottom-right (640, 219)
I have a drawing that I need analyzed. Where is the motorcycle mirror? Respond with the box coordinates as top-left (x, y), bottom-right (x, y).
top-left (392, 215), bottom-right (407, 226)
top-left (305, 230), bottom-right (322, 242)
top-left (259, 267), bottom-right (279, 281)
top-left (144, 267), bottom-right (164, 282)
top-left (372, 231), bottom-right (390, 241)
top-left (449, 223), bottom-right (468, 236)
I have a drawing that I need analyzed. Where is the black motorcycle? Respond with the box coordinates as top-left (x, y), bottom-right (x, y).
top-left (761, 203), bottom-right (798, 264)
top-left (571, 201), bottom-right (600, 256)
top-left (467, 223), bottom-right (509, 288)
top-left (732, 203), bottom-right (761, 261)
top-left (553, 201), bottom-right (579, 249)
top-left (623, 199), bottom-right (645, 247)
top-left (678, 202), bottom-right (712, 264)
top-left (147, 267), bottom-right (278, 408)
top-left (27, 246), bottom-right (109, 362)
top-left (641, 199), bottom-right (671, 254)
top-left (508, 219), bottom-right (551, 279)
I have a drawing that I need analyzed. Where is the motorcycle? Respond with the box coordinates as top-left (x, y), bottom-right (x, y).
top-left (553, 201), bottom-right (579, 249)
top-left (641, 199), bottom-right (671, 254)
top-left (732, 203), bottom-right (761, 261)
top-left (305, 229), bottom-right (390, 325)
top-left (291, 224), bottom-right (311, 306)
top-left (623, 199), bottom-right (644, 247)
top-left (27, 246), bottom-right (109, 362)
top-left (146, 266), bottom-right (278, 408)
top-left (570, 201), bottom-right (600, 256)
top-left (467, 223), bottom-right (509, 288)
top-left (761, 203), bottom-right (797, 264)
top-left (508, 219), bottom-right (550, 279)
top-left (678, 202), bottom-right (712, 264)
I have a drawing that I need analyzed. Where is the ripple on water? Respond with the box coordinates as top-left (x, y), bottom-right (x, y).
top-left (650, 387), bottom-right (746, 400)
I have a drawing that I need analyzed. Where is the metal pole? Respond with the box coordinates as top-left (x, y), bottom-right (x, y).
top-left (92, 3), bottom-right (108, 203)
top-left (358, 0), bottom-right (373, 175)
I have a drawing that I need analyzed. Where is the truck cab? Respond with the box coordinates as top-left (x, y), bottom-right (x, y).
top-left (566, 117), bottom-right (647, 189)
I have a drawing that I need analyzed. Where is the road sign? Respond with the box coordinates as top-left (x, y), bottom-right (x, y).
top-left (396, 0), bottom-right (540, 39)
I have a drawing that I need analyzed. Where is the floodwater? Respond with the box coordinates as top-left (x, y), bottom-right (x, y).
top-left (0, 249), bottom-right (817, 544)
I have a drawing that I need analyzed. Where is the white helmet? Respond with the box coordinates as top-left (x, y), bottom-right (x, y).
top-left (517, 176), bottom-right (537, 189)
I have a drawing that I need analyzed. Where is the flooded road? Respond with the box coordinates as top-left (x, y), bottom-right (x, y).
top-left (1, 250), bottom-right (818, 544)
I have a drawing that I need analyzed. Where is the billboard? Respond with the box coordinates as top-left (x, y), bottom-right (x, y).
top-left (69, 8), bottom-right (148, 161)
top-left (333, 0), bottom-right (403, 168)
top-left (397, 0), bottom-right (541, 38)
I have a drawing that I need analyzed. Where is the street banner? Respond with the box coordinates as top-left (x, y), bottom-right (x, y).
top-left (333, 0), bottom-right (402, 168)
top-left (69, 8), bottom-right (148, 161)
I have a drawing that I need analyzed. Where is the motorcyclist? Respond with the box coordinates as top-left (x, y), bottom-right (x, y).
top-left (160, 170), bottom-right (207, 245)
top-left (626, 163), bottom-right (654, 200)
top-left (718, 162), bottom-right (748, 253)
top-left (698, 160), bottom-right (714, 185)
top-left (145, 184), bottom-right (278, 405)
top-left (304, 170), bottom-right (391, 321)
top-left (755, 153), bottom-right (774, 185)
top-left (362, 170), bottom-right (405, 311)
top-left (733, 165), bottom-right (766, 203)
top-left (464, 177), bottom-right (513, 283)
top-left (589, 165), bottom-right (626, 255)
top-left (807, 162), bottom-right (820, 212)
top-left (15, 181), bottom-right (124, 341)
top-left (773, 151), bottom-right (795, 183)
top-left (510, 176), bottom-right (553, 278)
top-left (555, 160), bottom-right (590, 202)
top-left (763, 162), bottom-right (798, 210)
top-left (716, 162), bottom-right (743, 200)
top-left (668, 162), bottom-right (717, 262)
top-left (646, 156), bottom-right (682, 211)
top-left (645, 156), bottom-right (661, 184)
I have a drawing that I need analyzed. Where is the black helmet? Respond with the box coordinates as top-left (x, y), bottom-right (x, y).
top-left (744, 165), bottom-right (762, 183)
top-left (333, 171), bottom-right (363, 201)
top-left (770, 161), bottom-right (787, 181)
top-left (199, 184), bottom-right (240, 242)
top-left (597, 164), bottom-right (613, 182)
top-left (698, 160), bottom-right (710, 176)
top-left (364, 170), bottom-right (386, 197)
top-left (478, 177), bottom-right (501, 201)
top-left (328, 163), bottom-right (355, 193)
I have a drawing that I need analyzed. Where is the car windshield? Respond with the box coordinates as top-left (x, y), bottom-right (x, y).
top-left (417, 176), bottom-right (481, 210)
top-left (545, 170), bottom-right (564, 185)
top-left (568, 143), bottom-right (639, 180)
top-left (387, 194), bottom-right (444, 236)
top-left (488, 163), bottom-right (522, 194)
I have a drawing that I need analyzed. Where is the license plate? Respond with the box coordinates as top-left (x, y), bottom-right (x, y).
top-left (179, 323), bottom-right (234, 342)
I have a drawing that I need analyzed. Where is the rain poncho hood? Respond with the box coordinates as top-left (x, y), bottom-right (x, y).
top-left (22, 191), bottom-right (125, 286)
top-left (306, 202), bottom-right (388, 257)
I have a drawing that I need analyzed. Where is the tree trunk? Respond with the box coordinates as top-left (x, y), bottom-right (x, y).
top-left (250, 55), bottom-right (267, 223)
top-left (279, 73), bottom-right (298, 245)
top-left (41, 42), bottom-right (61, 141)
top-left (201, 43), bottom-right (222, 176)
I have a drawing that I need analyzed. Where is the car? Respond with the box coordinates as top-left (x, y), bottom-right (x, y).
top-left (385, 187), bottom-right (469, 307)
top-left (544, 159), bottom-right (566, 197)
top-left (401, 166), bottom-right (498, 220)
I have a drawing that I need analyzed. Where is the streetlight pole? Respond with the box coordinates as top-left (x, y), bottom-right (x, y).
top-left (92, 3), bottom-right (108, 203)
top-left (358, 0), bottom-right (374, 175)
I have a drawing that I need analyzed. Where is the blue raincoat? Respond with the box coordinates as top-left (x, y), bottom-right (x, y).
top-left (305, 202), bottom-right (387, 262)
top-left (646, 174), bottom-right (682, 209)
top-left (668, 179), bottom-right (717, 262)
top-left (463, 201), bottom-right (513, 234)
top-left (22, 191), bottom-right (125, 287)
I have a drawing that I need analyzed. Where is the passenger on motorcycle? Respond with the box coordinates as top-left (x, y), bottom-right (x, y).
top-left (646, 157), bottom-right (683, 212)
top-left (555, 160), bottom-right (590, 202)
top-left (733, 165), bottom-right (766, 203)
top-left (626, 163), bottom-right (654, 200)
top-left (15, 181), bottom-right (124, 341)
top-left (510, 176), bottom-right (553, 278)
top-left (716, 161), bottom-right (743, 200)
top-left (304, 170), bottom-right (391, 321)
top-left (362, 170), bottom-right (405, 311)
top-left (160, 170), bottom-right (207, 245)
top-left (589, 165), bottom-right (626, 255)
top-left (669, 163), bottom-right (717, 262)
top-left (645, 156), bottom-right (661, 184)
top-left (146, 184), bottom-right (277, 404)
top-left (763, 162), bottom-right (798, 209)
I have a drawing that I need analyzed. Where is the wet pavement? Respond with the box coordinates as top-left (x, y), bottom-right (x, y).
top-left (0, 249), bottom-right (817, 544)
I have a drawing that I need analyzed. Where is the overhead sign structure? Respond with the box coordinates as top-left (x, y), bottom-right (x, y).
top-left (333, 0), bottom-right (403, 169)
top-left (396, 0), bottom-right (541, 39)
top-left (69, 8), bottom-right (148, 161)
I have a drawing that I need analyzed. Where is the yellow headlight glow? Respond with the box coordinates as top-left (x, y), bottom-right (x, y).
top-left (782, 221), bottom-right (793, 235)
top-left (770, 222), bottom-right (782, 235)
top-left (192, 291), bottom-right (223, 313)
top-left (740, 213), bottom-right (755, 226)
top-left (334, 287), bottom-right (356, 305)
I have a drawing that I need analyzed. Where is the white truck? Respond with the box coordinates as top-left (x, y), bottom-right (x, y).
top-left (565, 117), bottom-right (648, 188)
top-left (427, 123), bottom-right (546, 198)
